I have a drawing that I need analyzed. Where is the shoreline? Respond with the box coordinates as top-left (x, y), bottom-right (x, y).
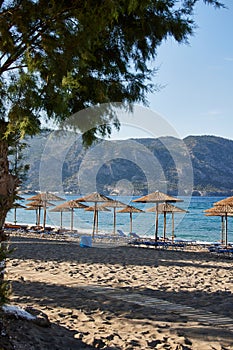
top-left (6, 195), bottom-right (233, 244)
top-left (4, 221), bottom-right (228, 247)
top-left (3, 232), bottom-right (233, 349)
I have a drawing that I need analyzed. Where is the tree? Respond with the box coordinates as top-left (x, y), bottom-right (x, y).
top-left (0, 0), bottom-right (225, 236)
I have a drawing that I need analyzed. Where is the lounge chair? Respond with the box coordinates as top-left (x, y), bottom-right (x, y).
top-left (117, 229), bottom-right (127, 237)
top-left (129, 232), bottom-right (140, 238)
top-left (4, 223), bottom-right (23, 230)
top-left (208, 245), bottom-right (233, 258)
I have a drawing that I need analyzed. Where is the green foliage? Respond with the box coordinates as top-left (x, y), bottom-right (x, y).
top-left (8, 136), bottom-right (30, 184)
top-left (0, 0), bottom-right (225, 145)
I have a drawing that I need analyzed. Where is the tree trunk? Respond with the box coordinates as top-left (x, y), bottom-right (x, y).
top-left (0, 121), bottom-right (19, 304)
top-left (0, 120), bottom-right (18, 242)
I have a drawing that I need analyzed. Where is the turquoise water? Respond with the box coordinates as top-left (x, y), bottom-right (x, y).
top-left (6, 195), bottom-right (232, 243)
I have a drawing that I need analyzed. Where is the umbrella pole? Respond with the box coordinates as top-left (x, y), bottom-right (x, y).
top-left (38, 207), bottom-right (41, 226)
top-left (71, 209), bottom-right (74, 231)
top-left (14, 208), bottom-right (17, 225)
top-left (130, 212), bottom-right (132, 233)
top-left (155, 203), bottom-right (158, 241)
top-left (113, 208), bottom-right (116, 235)
top-left (225, 213), bottom-right (228, 246)
top-left (163, 212), bottom-right (166, 241)
top-left (43, 206), bottom-right (47, 230)
top-left (35, 209), bottom-right (38, 225)
top-left (92, 208), bottom-right (97, 238)
top-left (172, 213), bottom-right (175, 243)
top-left (60, 211), bottom-right (63, 229)
top-left (96, 211), bottom-right (99, 234)
top-left (221, 216), bottom-right (224, 244)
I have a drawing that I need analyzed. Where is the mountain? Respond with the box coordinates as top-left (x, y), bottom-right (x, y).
top-left (184, 135), bottom-right (233, 196)
top-left (19, 131), bottom-right (233, 196)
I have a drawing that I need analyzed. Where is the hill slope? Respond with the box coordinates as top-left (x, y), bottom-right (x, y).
top-left (20, 132), bottom-right (233, 196)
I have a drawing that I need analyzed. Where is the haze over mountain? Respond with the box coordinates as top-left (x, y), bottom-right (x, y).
top-left (20, 131), bottom-right (233, 197)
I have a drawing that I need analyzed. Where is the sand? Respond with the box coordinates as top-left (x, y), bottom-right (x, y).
top-left (2, 232), bottom-right (233, 349)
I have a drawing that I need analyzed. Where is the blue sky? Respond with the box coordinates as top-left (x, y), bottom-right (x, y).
top-left (110, 1), bottom-right (233, 141)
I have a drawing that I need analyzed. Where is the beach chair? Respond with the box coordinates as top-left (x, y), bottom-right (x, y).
top-left (216, 246), bottom-right (233, 258)
top-left (129, 232), bottom-right (140, 238)
top-left (117, 229), bottom-right (127, 237)
top-left (4, 223), bottom-right (22, 231)
top-left (127, 232), bottom-right (146, 247)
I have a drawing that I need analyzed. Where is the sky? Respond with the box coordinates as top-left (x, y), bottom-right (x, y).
top-left (110, 0), bottom-right (233, 141)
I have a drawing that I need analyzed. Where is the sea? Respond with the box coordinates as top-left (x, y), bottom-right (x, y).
top-left (6, 195), bottom-right (232, 244)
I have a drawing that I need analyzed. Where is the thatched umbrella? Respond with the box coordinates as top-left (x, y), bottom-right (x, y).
top-left (12, 203), bottom-right (26, 224)
top-left (133, 191), bottom-right (183, 241)
top-left (11, 195), bottom-right (25, 224)
top-left (51, 200), bottom-right (88, 231)
top-left (205, 204), bottom-right (233, 245)
top-left (214, 196), bottom-right (233, 206)
top-left (85, 205), bottom-right (110, 234)
top-left (205, 210), bottom-right (226, 244)
top-left (101, 199), bottom-right (127, 235)
top-left (27, 192), bottom-right (64, 229)
top-left (26, 200), bottom-right (55, 227)
top-left (75, 192), bottom-right (112, 237)
top-left (49, 206), bottom-right (72, 229)
top-left (117, 205), bottom-right (144, 234)
top-left (147, 203), bottom-right (187, 242)
top-left (214, 198), bottom-right (233, 246)
top-left (27, 192), bottom-right (64, 202)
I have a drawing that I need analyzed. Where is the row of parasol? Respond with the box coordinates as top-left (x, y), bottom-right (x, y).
top-left (12, 191), bottom-right (187, 241)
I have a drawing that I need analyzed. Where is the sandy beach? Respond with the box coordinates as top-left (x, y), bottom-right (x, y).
top-left (2, 232), bottom-right (233, 349)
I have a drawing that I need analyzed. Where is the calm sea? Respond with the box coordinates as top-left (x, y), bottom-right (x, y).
top-left (6, 195), bottom-right (232, 244)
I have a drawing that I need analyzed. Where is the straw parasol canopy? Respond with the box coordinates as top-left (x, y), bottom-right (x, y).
top-left (75, 192), bottom-right (113, 237)
top-left (85, 205), bottom-right (110, 234)
top-left (76, 192), bottom-right (112, 203)
top-left (26, 200), bottom-right (55, 207)
top-left (101, 199), bottom-right (127, 235)
top-left (147, 203), bottom-right (187, 242)
top-left (205, 204), bottom-right (233, 245)
top-left (27, 192), bottom-right (64, 229)
top-left (117, 205), bottom-right (144, 234)
top-left (214, 196), bottom-right (233, 206)
top-left (133, 191), bottom-right (183, 241)
top-left (212, 198), bottom-right (233, 246)
top-left (11, 203), bottom-right (26, 224)
top-left (51, 200), bottom-right (88, 231)
top-left (133, 191), bottom-right (183, 203)
top-left (26, 200), bottom-right (55, 227)
top-left (27, 192), bottom-right (64, 202)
